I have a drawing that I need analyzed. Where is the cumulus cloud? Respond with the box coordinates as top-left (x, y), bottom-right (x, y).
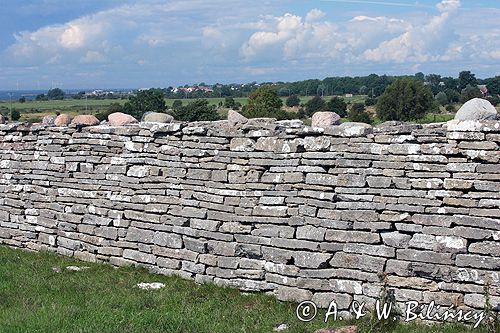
top-left (437, 0), bottom-right (460, 12)
top-left (362, 0), bottom-right (461, 63)
top-left (305, 8), bottom-right (325, 22)
top-left (1, 0), bottom-right (499, 88)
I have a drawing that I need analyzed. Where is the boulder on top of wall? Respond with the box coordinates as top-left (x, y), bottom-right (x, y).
top-left (42, 115), bottom-right (56, 125)
top-left (227, 110), bottom-right (248, 126)
top-left (54, 114), bottom-right (72, 126)
top-left (142, 112), bottom-right (174, 123)
top-left (0, 114), bottom-right (5, 124)
top-left (108, 112), bottom-right (138, 126)
top-left (71, 114), bottom-right (100, 126)
top-left (311, 111), bottom-right (341, 128)
top-left (455, 98), bottom-right (498, 121)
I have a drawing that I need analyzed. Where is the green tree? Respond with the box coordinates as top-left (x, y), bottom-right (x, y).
top-left (305, 95), bottom-right (326, 116)
top-left (486, 95), bottom-right (500, 107)
top-left (348, 103), bottom-right (372, 124)
top-left (35, 94), bottom-right (47, 101)
top-left (224, 97), bottom-right (241, 109)
top-left (95, 102), bottom-right (124, 121)
top-left (172, 100), bottom-right (183, 110)
top-left (435, 91), bottom-right (448, 106)
top-left (286, 94), bottom-right (300, 107)
top-left (173, 99), bottom-right (220, 122)
top-left (445, 104), bottom-right (456, 113)
top-left (10, 109), bottom-right (21, 121)
top-left (359, 85), bottom-right (368, 95)
top-left (123, 89), bottom-right (166, 119)
top-left (365, 97), bottom-right (377, 106)
top-left (326, 97), bottom-right (347, 117)
top-left (444, 88), bottom-right (460, 103)
top-left (242, 85), bottom-right (284, 118)
top-left (108, 102), bottom-right (123, 113)
top-left (414, 72), bottom-right (425, 81)
top-left (47, 88), bottom-right (65, 100)
top-left (460, 85), bottom-right (482, 103)
top-left (376, 78), bottom-right (434, 121)
top-left (18, 97), bottom-right (26, 103)
top-left (458, 71), bottom-right (477, 90)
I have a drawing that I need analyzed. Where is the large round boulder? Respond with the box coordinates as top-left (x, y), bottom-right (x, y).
top-left (42, 115), bottom-right (56, 125)
top-left (54, 114), bottom-right (72, 126)
top-left (455, 98), bottom-right (498, 121)
top-left (142, 112), bottom-right (173, 123)
top-left (108, 112), bottom-right (138, 126)
top-left (71, 115), bottom-right (100, 126)
top-left (312, 111), bottom-right (341, 128)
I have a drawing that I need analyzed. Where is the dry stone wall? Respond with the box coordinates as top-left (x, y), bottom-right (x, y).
top-left (0, 119), bottom-right (499, 313)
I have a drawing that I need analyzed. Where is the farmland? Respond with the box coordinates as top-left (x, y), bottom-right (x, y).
top-left (0, 95), bottom-right (367, 123)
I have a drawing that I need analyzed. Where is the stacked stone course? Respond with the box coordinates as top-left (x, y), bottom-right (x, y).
top-left (0, 118), bottom-right (499, 313)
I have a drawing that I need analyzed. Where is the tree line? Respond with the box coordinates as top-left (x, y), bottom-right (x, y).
top-left (105, 73), bottom-right (497, 125)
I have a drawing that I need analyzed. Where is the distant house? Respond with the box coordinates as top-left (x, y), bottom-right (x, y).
top-left (345, 93), bottom-right (353, 98)
top-left (198, 86), bottom-right (214, 93)
top-left (478, 85), bottom-right (488, 97)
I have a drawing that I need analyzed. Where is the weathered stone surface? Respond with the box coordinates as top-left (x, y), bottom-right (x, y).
top-left (330, 252), bottom-right (386, 272)
top-left (455, 98), bottom-right (498, 121)
top-left (42, 115), bottom-right (56, 125)
top-left (276, 286), bottom-right (312, 302)
top-left (381, 232), bottom-right (411, 248)
top-left (294, 251), bottom-right (331, 268)
top-left (227, 110), bottom-right (248, 126)
top-left (336, 122), bottom-right (372, 137)
top-left (71, 115), bottom-right (100, 126)
top-left (456, 254), bottom-right (500, 269)
top-left (54, 114), bottom-right (72, 126)
top-left (230, 138), bottom-right (255, 152)
top-left (312, 112), bottom-right (341, 128)
top-left (142, 112), bottom-right (174, 123)
top-left (108, 112), bottom-right (138, 126)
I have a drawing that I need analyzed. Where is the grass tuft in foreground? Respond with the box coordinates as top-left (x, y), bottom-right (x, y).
top-left (0, 246), bottom-right (489, 333)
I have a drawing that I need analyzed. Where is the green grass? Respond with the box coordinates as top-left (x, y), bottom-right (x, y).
top-left (0, 96), bottom-right (367, 123)
top-left (0, 246), bottom-right (490, 333)
top-left (1, 95), bottom-right (365, 112)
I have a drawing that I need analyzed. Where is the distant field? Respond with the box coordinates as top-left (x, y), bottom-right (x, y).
top-left (0, 95), bottom-right (367, 122)
top-left (1, 95), bottom-right (366, 111)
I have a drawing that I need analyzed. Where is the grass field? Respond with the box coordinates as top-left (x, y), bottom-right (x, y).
top-left (0, 246), bottom-right (492, 333)
top-left (0, 95), bottom-right (366, 123)
top-left (0, 95), bottom-right (462, 124)
top-left (0, 95), bottom-right (366, 110)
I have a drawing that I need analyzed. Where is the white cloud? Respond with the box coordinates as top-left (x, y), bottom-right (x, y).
top-left (362, 1), bottom-right (460, 63)
top-left (1, 0), bottom-right (499, 88)
top-left (81, 50), bottom-right (106, 63)
top-left (305, 8), bottom-right (325, 22)
top-left (437, 0), bottom-right (460, 12)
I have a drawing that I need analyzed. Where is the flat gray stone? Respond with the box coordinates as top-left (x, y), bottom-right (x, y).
top-left (142, 112), bottom-right (174, 123)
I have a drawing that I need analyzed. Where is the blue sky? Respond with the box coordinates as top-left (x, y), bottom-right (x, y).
top-left (0, 0), bottom-right (499, 90)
